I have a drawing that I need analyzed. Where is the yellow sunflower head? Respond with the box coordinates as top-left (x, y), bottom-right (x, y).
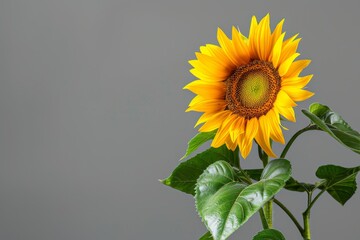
top-left (184, 14), bottom-right (314, 159)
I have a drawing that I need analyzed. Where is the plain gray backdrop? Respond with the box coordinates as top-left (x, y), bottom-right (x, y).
top-left (0, 0), bottom-right (360, 239)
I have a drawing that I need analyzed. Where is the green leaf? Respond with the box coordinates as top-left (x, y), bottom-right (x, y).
top-left (316, 164), bottom-right (360, 205)
top-left (181, 130), bottom-right (217, 160)
top-left (195, 159), bottom-right (291, 240)
top-left (284, 177), bottom-right (316, 192)
top-left (243, 169), bottom-right (314, 192)
top-left (199, 231), bottom-right (214, 240)
top-left (302, 103), bottom-right (360, 154)
top-left (253, 229), bottom-right (286, 240)
top-left (161, 145), bottom-right (239, 195)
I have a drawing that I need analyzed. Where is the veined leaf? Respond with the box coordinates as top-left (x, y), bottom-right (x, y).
top-left (243, 169), bottom-right (314, 192)
top-left (316, 164), bottom-right (360, 205)
top-left (181, 130), bottom-right (217, 160)
top-left (195, 159), bottom-right (291, 240)
top-left (302, 103), bottom-right (360, 155)
top-left (253, 229), bottom-right (286, 240)
top-left (161, 145), bottom-right (239, 195)
top-left (199, 231), bottom-right (214, 240)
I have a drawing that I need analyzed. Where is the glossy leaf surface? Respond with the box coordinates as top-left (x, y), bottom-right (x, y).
top-left (302, 103), bottom-right (360, 154)
top-left (161, 145), bottom-right (239, 195)
top-left (195, 159), bottom-right (291, 240)
top-left (316, 164), bottom-right (360, 205)
top-left (243, 169), bottom-right (314, 192)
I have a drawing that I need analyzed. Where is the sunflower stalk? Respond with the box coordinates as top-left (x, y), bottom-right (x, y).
top-left (280, 125), bottom-right (318, 158)
top-left (257, 143), bottom-right (273, 228)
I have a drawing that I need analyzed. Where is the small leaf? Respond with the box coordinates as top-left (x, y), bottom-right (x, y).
top-left (302, 103), bottom-right (360, 155)
top-left (161, 145), bottom-right (239, 195)
top-left (243, 169), bottom-right (314, 192)
top-left (195, 159), bottom-right (291, 240)
top-left (199, 231), bottom-right (214, 240)
top-left (253, 229), bottom-right (286, 240)
top-left (181, 130), bottom-right (217, 159)
top-left (316, 164), bottom-right (360, 205)
top-left (284, 177), bottom-right (315, 192)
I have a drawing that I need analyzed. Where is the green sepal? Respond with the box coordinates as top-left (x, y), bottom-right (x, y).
top-left (161, 145), bottom-right (239, 195)
top-left (302, 103), bottom-right (360, 155)
top-left (195, 159), bottom-right (291, 240)
top-left (316, 164), bottom-right (360, 205)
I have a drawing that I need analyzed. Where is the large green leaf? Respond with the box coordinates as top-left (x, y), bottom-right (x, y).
top-left (161, 145), bottom-right (239, 195)
top-left (302, 103), bottom-right (360, 154)
top-left (181, 130), bottom-right (217, 160)
top-left (316, 164), bottom-right (360, 205)
top-left (253, 229), bottom-right (286, 240)
top-left (199, 231), bottom-right (214, 240)
top-left (195, 159), bottom-right (291, 240)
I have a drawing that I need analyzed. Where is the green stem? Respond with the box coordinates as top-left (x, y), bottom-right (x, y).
top-left (302, 190), bottom-right (315, 240)
top-left (280, 125), bottom-right (317, 159)
top-left (264, 201), bottom-right (273, 228)
top-left (273, 198), bottom-right (304, 235)
top-left (305, 188), bottom-right (326, 214)
top-left (233, 147), bottom-right (240, 169)
top-left (257, 143), bottom-right (272, 228)
top-left (259, 208), bottom-right (269, 230)
top-left (257, 144), bottom-right (268, 167)
top-left (303, 211), bottom-right (311, 240)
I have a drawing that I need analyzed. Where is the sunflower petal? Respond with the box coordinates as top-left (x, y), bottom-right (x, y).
top-left (270, 32), bottom-right (286, 68)
top-left (281, 74), bottom-right (313, 88)
top-left (205, 44), bottom-right (237, 70)
top-left (212, 114), bottom-right (237, 147)
top-left (217, 28), bottom-right (242, 66)
top-left (275, 90), bottom-right (297, 107)
top-left (186, 99), bottom-right (227, 113)
top-left (271, 18), bottom-right (285, 46)
top-left (249, 16), bottom-right (259, 59)
top-left (195, 112), bottom-right (214, 127)
top-left (199, 45), bottom-right (212, 56)
top-left (239, 118), bottom-right (259, 158)
top-left (239, 133), bottom-right (253, 159)
top-left (225, 135), bottom-right (238, 151)
top-left (282, 86), bottom-right (315, 101)
top-left (189, 68), bottom-right (219, 82)
top-left (276, 105), bottom-right (296, 122)
top-left (278, 53), bottom-right (300, 76)
top-left (232, 26), bottom-right (250, 65)
top-left (195, 52), bottom-right (232, 73)
top-left (267, 109), bottom-right (285, 144)
top-left (284, 59), bottom-right (311, 78)
top-left (199, 110), bottom-right (231, 132)
top-left (256, 14), bottom-right (271, 60)
top-left (190, 58), bottom-right (229, 79)
top-left (188, 95), bottom-right (205, 107)
top-left (229, 116), bottom-right (245, 142)
top-left (184, 80), bottom-right (226, 99)
top-left (255, 115), bottom-right (277, 157)
top-left (279, 38), bottom-right (301, 64)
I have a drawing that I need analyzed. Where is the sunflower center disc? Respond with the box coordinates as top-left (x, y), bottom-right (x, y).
top-left (225, 60), bottom-right (281, 119)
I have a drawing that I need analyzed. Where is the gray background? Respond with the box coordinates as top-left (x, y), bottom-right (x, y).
top-left (0, 0), bottom-right (359, 239)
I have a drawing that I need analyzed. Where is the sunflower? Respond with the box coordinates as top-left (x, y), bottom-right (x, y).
top-left (184, 14), bottom-right (314, 159)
